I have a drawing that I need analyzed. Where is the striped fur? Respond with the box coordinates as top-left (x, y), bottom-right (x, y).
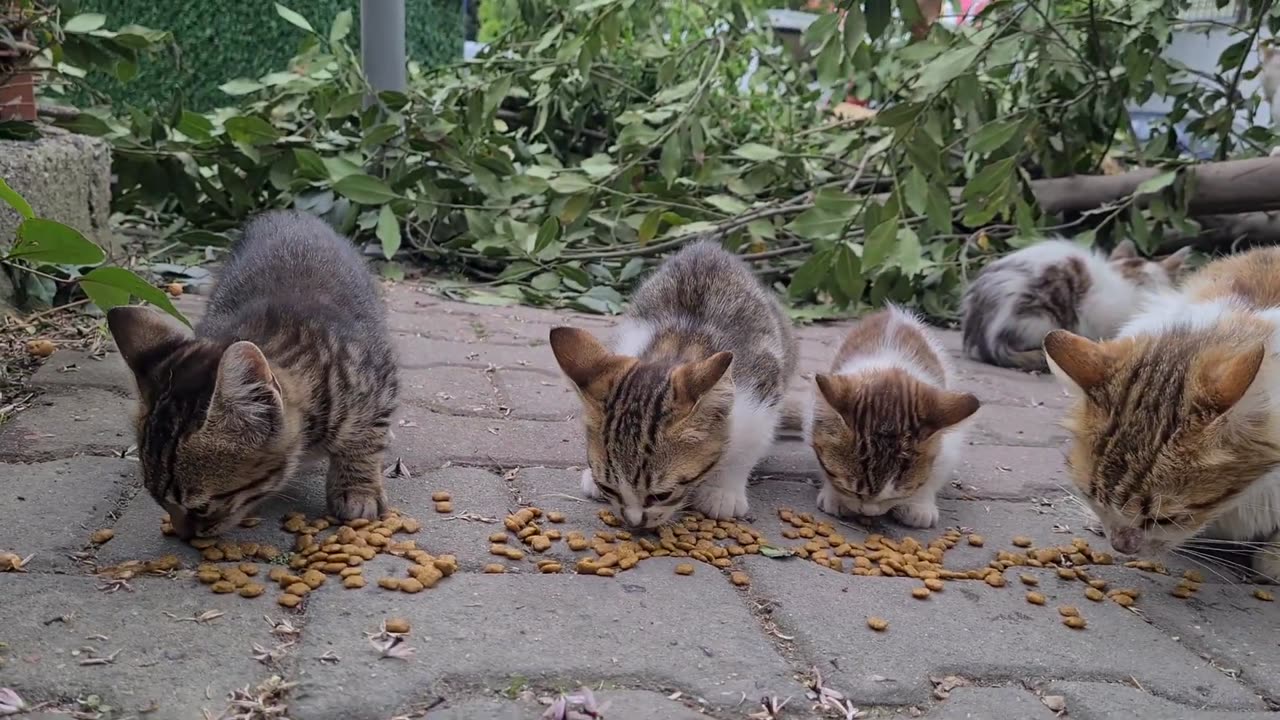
top-left (550, 241), bottom-right (797, 527)
top-left (961, 239), bottom-right (1188, 372)
top-left (1044, 246), bottom-right (1280, 580)
top-left (805, 306), bottom-right (979, 528)
top-left (107, 210), bottom-right (398, 539)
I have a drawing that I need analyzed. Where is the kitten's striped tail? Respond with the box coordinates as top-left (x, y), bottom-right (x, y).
top-left (969, 339), bottom-right (1049, 373)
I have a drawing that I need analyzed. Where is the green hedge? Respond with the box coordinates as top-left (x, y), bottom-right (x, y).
top-left (73, 1), bottom-right (462, 110)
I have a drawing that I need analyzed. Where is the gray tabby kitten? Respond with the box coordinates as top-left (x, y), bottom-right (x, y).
top-left (961, 239), bottom-right (1188, 372)
top-left (107, 210), bottom-right (398, 539)
top-left (550, 240), bottom-right (797, 528)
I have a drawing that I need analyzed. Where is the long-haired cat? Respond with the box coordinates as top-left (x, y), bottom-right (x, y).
top-left (806, 306), bottom-right (980, 528)
top-left (962, 239), bottom-right (1189, 372)
top-left (1043, 246), bottom-right (1280, 580)
top-left (549, 240), bottom-right (797, 528)
top-left (107, 210), bottom-right (398, 539)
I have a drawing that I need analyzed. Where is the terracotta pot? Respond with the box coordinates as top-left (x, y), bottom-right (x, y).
top-left (0, 70), bottom-right (37, 122)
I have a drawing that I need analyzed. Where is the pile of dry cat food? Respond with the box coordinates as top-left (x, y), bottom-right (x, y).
top-left (484, 506), bottom-right (763, 588)
top-left (95, 503), bottom-right (454, 608)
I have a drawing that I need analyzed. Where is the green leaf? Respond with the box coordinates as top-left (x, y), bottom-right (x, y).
top-left (80, 267), bottom-right (189, 326)
top-left (732, 143), bottom-right (783, 162)
top-left (534, 217), bottom-right (561, 255)
top-left (904, 168), bottom-right (929, 216)
top-left (63, 13), bottom-right (106, 33)
top-left (962, 157), bottom-right (1018, 201)
top-left (224, 116), bottom-right (280, 146)
top-left (788, 208), bottom-right (845, 240)
top-left (0, 177), bottom-right (34, 219)
top-left (815, 39), bottom-right (845, 87)
top-left (970, 119), bottom-right (1022, 155)
top-left (274, 3), bottom-right (315, 33)
top-left (788, 249), bottom-right (834, 298)
top-left (293, 148), bottom-right (327, 180)
top-left (330, 9), bottom-right (353, 44)
top-left (332, 173), bottom-right (400, 204)
top-left (548, 173), bottom-right (593, 195)
top-left (1218, 36), bottom-right (1251, 71)
top-left (876, 101), bottom-right (925, 128)
top-left (834, 244), bottom-right (865, 302)
top-left (10, 218), bottom-right (105, 265)
top-left (1135, 169), bottom-right (1178, 196)
top-left (862, 219), bottom-right (898, 269)
top-left (758, 544), bottom-right (794, 559)
top-left (376, 204), bottom-right (400, 259)
top-left (802, 13), bottom-right (839, 50)
top-left (705, 194), bottom-right (748, 215)
top-left (559, 193), bottom-right (593, 224)
top-left (56, 113), bottom-right (113, 136)
top-left (926, 184), bottom-right (953, 235)
top-left (660, 133), bottom-right (684, 186)
top-left (638, 209), bottom-right (662, 244)
top-left (865, 0), bottom-right (892, 39)
top-left (896, 228), bottom-right (923, 277)
top-left (531, 272), bottom-right (561, 291)
top-left (219, 78), bottom-right (265, 96)
top-left (843, 3), bottom-right (867, 52)
top-left (918, 45), bottom-right (981, 92)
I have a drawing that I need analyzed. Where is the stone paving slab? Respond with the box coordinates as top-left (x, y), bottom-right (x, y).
top-left (1047, 681), bottom-right (1280, 719)
top-left (923, 686), bottom-right (1051, 719)
top-left (420, 690), bottom-right (714, 720)
top-left (0, 574), bottom-right (281, 720)
top-left (290, 562), bottom-right (800, 718)
top-left (0, 457), bottom-right (137, 571)
top-left (0, 388), bottom-right (134, 462)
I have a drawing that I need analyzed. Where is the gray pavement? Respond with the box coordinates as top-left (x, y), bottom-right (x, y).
top-left (1, 284), bottom-right (1278, 719)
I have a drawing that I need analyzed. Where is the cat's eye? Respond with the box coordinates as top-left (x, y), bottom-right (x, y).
top-left (645, 490), bottom-right (673, 504)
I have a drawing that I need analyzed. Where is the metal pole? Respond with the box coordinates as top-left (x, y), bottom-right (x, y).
top-left (361, 0), bottom-right (407, 108)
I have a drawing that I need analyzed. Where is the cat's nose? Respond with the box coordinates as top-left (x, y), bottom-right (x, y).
top-left (623, 507), bottom-right (645, 527)
top-left (1109, 527), bottom-right (1142, 555)
top-left (169, 512), bottom-right (196, 541)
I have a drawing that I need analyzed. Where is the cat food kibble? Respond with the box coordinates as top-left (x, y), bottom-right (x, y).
top-left (484, 564), bottom-right (506, 574)
top-left (866, 617), bottom-right (889, 631)
top-left (400, 578), bottom-right (424, 593)
top-left (1011, 536), bottom-right (1032, 548)
top-left (1171, 586), bottom-right (1193, 599)
top-left (1063, 616), bottom-right (1087, 630)
top-left (967, 534), bottom-right (984, 547)
top-left (599, 510), bottom-right (622, 527)
top-left (1019, 574), bottom-right (1039, 586)
top-left (1058, 606), bottom-right (1079, 617)
top-left (488, 532), bottom-right (506, 543)
top-left (435, 501), bottom-right (453, 513)
top-left (730, 572), bottom-right (750, 587)
top-left (197, 570), bottom-right (222, 584)
top-left (343, 575), bottom-right (365, 589)
top-left (1026, 591), bottom-right (1046, 605)
top-left (539, 562), bottom-right (563, 574)
top-left (1085, 587), bottom-right (1105, 602)
top-left (1056, 568), bottom-right (1077, 580)
top-left (911, 587), bottom-right (930, 600)
top-left (377, 577), bottom-right (401, 590)
top-left (1087, 579), bottom-right (1107, 590)
top-left (211, 580), bottom-right (235, 594)
top-left (90, 529), bottom-right (115, 545)
top-left (1255, 589), bottom-right (1275, 602)
top-left (431, 492), bottom-right (451, 502)
top-left (239, 582), bottom-right (265, 598)
top-left (985, 574), bottom-right (1006, 588)
top-left (277, 593), bottom-right (302, 608)
top-left (548, 511), bottom-right (566, 523)
top-left (675, 563), bottom-right (695, 576)
top-left (924, 578), bottom-right (944, 592)
top-left (384, 618), bottom-right (411, 634)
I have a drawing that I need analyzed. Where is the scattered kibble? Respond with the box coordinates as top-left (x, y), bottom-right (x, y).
top-left (675, 563), bottom-right (695, 576)
top-left (924, 578), bottom-right (944, 592)
top-left (385, 618), bottom-right (411, 634)
top-left (431, 491), bottom-right (451, 502)
top-left (985, 574), bottom-right (1006, 588)
top-left (548, 511), bottom-right (566, 523)
top-left (911, 587), bottom-right (930, 600)
top-left (1063, 616), bottom-right (1087, 630)
top-left (278, 593), bottom-right (302, 608)
top-left (239, 583), bottom-right (265, 598)
top-left (1011, 536), bottom-right (1033, 548)
top-left (1255, 589), bottom-right (1275, 602)
top-left (435, 501), bottom-right (453, 514)
top-left (211, 580), bottom-right (235, 594)
top-left (1171, 586), bottom-right (1193, 599)
top-left (343, 575), bottom-right (366, 589)
top-left (867, 616), bottom-right (889, 632)
top-left (1056, 568), bottom-right (1077, 581)
top-left (730, 572), bottom-right (750, 587)
top-left (378, 577), bottom-right (401, 590)
top-left (483, 564), bottom-right (506, 574)
top-left (1085, 587), bottom-right (1105, 602)
top-left (240, 517), bottom-right (262, 528)
top-left (1087, 579), bottom-right (1107, 590)
top-left (1113, 594), bottom-right (1135, 608)
top-left (967, 534), bottom-right (984, 547)
top-left (1058, 606), bottom-right (1080, 617)
top-left (1026, 591), bottom-right (1046, 605)
top-left (90, 529), bottom-right (115, 545)
top-left (1019, 574), bottom-right (1039, 586)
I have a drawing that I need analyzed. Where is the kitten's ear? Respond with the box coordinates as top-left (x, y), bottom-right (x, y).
top-left (671, 352), bottom-right (733, 411)
top-left (1159, 246), bottom-right (1192, 276)
top-left (208, 341), bottom-right (284, 439)
top-left (107, 306), bottom-right (193, 381)
top-left (814, 373), bottom-right (841, 409)
top-left (1109, 240), bottom-right (1138, 261)
top-left (549, 327), bottom-right (628, 401)
top-left (1197, 343), bottom-right (1266, 416)
top-left (1043, 330), bottom-right (1110, 395)
top-left (927, 390), bottom-right (981, 432)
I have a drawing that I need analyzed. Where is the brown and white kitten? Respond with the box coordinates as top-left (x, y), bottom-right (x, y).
top-left (107, 210), bottom-right (398, 539)
top-left (962, 239), bottom-right (1189, 372)
top-left (550, 240), bottom-right (797, 528)
top-left (806, 306), bottom-right (980, 528)
top-left (1043, 246), bottom-right (1280, 580)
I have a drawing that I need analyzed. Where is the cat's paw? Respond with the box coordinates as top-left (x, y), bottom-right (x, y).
top-left (696, 485), bottom-right (749, 519)
top-left (817, 482), bottom-right (844, 516)
top-left (328, 487), bottom-right (386, 521)
top-left (580, 468), bottom-right (602, 500)
top-left (892, 499), bottom-right (939, 529)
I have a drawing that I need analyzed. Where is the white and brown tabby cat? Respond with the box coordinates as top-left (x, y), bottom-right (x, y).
top-left (107, 210), bottom-right (398, 539)
top-left (550, 240), bottom-right (797, 528)
top-left (806, 306), bottom-right (980, 528)
top-left (1043, 246), bottom-right (1280, 580)
top-left (962, 239), bottom-right (1189, 372)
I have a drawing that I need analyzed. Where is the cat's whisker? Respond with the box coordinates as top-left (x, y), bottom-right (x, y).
top-left (1171, 547), bottom-right (1249, 586)
top-left (1175, 546), bottom-right (1279, 584)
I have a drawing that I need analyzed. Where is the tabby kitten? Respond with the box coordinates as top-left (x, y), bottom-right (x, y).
top-left (107, 210), bottom-right (398, 539)
top-left (806, 306), bottom-right (980, 528)
top-left (550, 240), bottom-right (797, 528)
top-left (1043, 246), bottom-right (1280, 580)
top-left (962, 239), bottom-right (1189, 372)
